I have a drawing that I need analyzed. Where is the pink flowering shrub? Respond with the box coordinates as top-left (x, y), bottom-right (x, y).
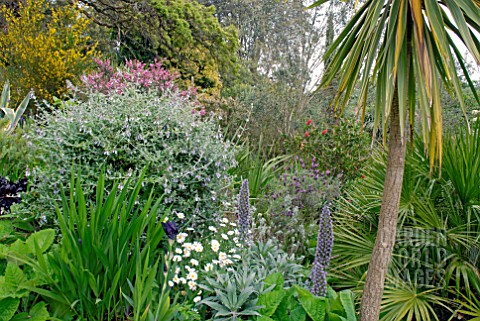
top-left (81, 58), bottom-right (198, 99)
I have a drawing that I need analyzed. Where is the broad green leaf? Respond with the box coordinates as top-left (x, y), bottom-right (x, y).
top-left (25, 229), bottom-right (55, 254)
top-left (339, 290), bottom-right (357, 321)
top-left (257, 316), bottom-right (275, 321)
top-left (4, 262), bottom-right (26, 295)
top-left (28, 302), bottom-right (49, 321)
top-left (264, 272), bottom-right (284, 290)
top-left (258, 290), bottom-right (286, 317)
top-left (0, 244), bottom-right (8, 259)
top-left (8, 240), bottom-right (27, 257)
top-left (0, 221), bottom-right (13, 240)
top-left (328, 313), bottom-right (348, 321)
top-left (0, 82), bottom-right (10, 110)
top-left (294, 286), bottom-right (327, 321)
top-left (0, 297), bottom-right (20, 321)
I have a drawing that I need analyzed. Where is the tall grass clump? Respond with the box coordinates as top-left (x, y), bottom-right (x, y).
top-left (29, 170), bottom-right (175, 320)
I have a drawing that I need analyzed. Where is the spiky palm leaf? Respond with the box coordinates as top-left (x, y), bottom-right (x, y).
top-left (310, 0), bottom-right (480, 168)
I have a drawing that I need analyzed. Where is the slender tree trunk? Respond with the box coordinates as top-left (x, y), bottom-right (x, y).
top-left (359, 88), bottom-right (406, 321)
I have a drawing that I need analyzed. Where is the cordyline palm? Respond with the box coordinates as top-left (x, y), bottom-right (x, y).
top-left (309, 0), bottom-right (480, 320)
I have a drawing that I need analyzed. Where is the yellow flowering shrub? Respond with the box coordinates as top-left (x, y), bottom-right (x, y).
top-left (0, 0), bottom-right (96, 108)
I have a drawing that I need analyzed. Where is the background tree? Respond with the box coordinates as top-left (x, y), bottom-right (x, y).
top-left (0, 0), bottom-right (96, 108)
top-left (199, 0), bottom-right (356, 153)
top-left (310, 0), bottom-right (480, 320)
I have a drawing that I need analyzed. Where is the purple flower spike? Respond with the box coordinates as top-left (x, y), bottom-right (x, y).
top-left (309, 204), bottom-right (334, 297)
top-left (237, 179), bottom-right (252, 246)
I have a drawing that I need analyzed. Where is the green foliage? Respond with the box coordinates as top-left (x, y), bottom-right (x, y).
top-left (232, 141), bottom-right (292, 201)
top-left (241, 240), bottom-right (308, 287)
top-left (254, 158), bottom-right (341, 257)
top-left (219, 77), bottom-right (315, 157)
top-left (17, 89), bottom-right (235, 230)
top-left (255, 273), bottom-right (356, 321)
top-left (29, 169), bottom-right (172, 320)
top-left (0, 229), bottom-right (54, 321)
top-left (329, 132), bottom-right (480, 320)
top-left (285, 118), bottom-right (371, 182)
top-left (122, 247), bottom-right (176, 321)
top-left (0, 122), bottom-right (37, 181)
top-left (442, 121), bottom-right (480, 206)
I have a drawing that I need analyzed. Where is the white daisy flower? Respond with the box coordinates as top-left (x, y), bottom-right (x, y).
top-left (182, 242), bottom-right (193, 250)
top-left (194, 296), bottom-right (201, 303)
top-left (168, 280), bottom-right (174, 287)
top-left (221, 234), bottom-right (228, 240)
top-left (211, 240), bottom-right (220, 252)
top-left (219, 252), bottom-right (227, 261)
top-left (188, 280), bottom-right (197, 291)
top-left (176, 212), bottom-right (185, 219)
top-left (176, 233), bottom-right (188, 243)
top-left (173, 255), bottom-right (182, 262)
top-left (222, 218), bottom-right (229, 223)
top-left (187, 271), bottom-right (198, 281)
top-left (175, 248), bottom-right (183, 254)
top-left (227, 231), bottom-right (234, 236)
top-left (204, 263), bottom-right (213, 272)
top-left (193, 242), bottom-right (204, 252)
top-left (208, 226), bottom-right (217, 232)
top-left (190, 259), bottom-right (199, 266)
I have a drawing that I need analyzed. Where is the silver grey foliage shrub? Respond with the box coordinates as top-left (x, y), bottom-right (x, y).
top-left (20, 88), bottom-right (236, 228)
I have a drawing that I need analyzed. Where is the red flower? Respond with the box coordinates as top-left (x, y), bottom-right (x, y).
top-left (306, 119), bottom-right (312, 126)
top-left (361, 175), bottom-right (366, 179)
top-left (305, 131), bottom-right (310, 138)
top-left (321, 129), bottom-right (328, 135)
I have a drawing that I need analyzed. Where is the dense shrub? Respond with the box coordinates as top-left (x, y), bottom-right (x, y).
top-left (80, 58), bottom-right (198, 100)
top-left (0, 0), bottom-right (96, 108)
top-left (16, 88), bottom-right (236, 230)
top-left (284, 117), bottom-right (371, 182)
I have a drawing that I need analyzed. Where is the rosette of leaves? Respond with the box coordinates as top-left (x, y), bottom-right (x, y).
top-left (199, 267), bottom-right (266, 321)
top-left (16, 88), bottom-right (236, 231)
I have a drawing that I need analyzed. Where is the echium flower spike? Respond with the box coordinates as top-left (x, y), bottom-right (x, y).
top-left (237, 179), bottom-right (252, 246)
top-left (310, 204), bottom-right (334, 297)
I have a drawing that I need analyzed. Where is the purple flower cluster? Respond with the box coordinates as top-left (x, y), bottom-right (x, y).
top-left (81, 58), bottom-right (197, 98)
top-left (309, 204), bottom-right (334, 297)
top-left (237, 179), bottom-right (252, 245)
top-left (271, 157), bottom-right (340, 217)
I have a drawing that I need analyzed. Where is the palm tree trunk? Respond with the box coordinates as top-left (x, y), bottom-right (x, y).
top-left (359, 87), bottom-right (406, 321)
